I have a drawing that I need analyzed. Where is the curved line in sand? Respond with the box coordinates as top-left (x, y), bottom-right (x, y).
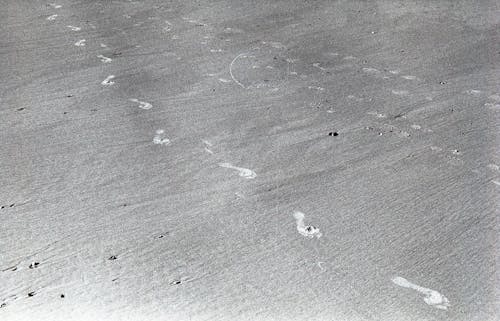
top-left (229, 53), bottom-right (247, 89)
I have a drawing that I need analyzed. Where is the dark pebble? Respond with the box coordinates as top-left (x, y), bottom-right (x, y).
top-left (60, 294), bottom-right (65, 298)
top-left (328, 132), bottom-right (339, 136)
top-left (28, 292), bottom-right (35, 297)
top-left (108, 255), bottom-right (117, 261)
top-left (29, 262), bottom-right (40, 269)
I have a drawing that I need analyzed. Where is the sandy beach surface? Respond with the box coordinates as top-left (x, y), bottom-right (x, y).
top-left (1, 0), bottom-right (499, 320)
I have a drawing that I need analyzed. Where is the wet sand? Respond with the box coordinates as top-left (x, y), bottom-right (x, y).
top-left (1, 1), bottom-right (499, 320)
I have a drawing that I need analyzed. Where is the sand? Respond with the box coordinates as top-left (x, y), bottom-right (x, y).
top-left (0, 0), bottom-right (499, 320)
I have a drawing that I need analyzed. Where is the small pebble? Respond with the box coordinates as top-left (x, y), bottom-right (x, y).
top-left (108, 255), bottom-right (117, 261)
top-left (29, 262), bottom-right (40, 269)
top-left (28, 292), bottom-right (35, 297)
top-left (60, 294), bottom-right (65, 298)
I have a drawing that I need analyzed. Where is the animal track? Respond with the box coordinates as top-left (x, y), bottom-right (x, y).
top-left (392, 276), bottom-right (450, 310)
top-left (218, 163), bottom-right (256, 179)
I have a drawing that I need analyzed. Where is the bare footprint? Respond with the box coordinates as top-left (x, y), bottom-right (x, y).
top-left (293, 211), bottom-right (322, 239)
top-left (391, 276), bottom-right (451, 310)
top-left (218, 163), bottom-right (256, 179)
top-left (97, 54), bottom-right (112, 63)
top-left (74, 39), bottom-right (86, 47)
top-left (67, 25), bottom-right (81, 31)
top-left (153, 129), bottom-right (170, 146)
top-left (129, 98), bottom-right (152, 110)
top-left (101, 75), bottom-right (115, 86)
top-left (202, 140), bottom-right (214, 154)
top-left (391, 90), bottom-right (409, 96)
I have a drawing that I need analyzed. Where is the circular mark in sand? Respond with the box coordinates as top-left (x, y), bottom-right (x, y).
top-left (228, 48), bottom-right (289, 90)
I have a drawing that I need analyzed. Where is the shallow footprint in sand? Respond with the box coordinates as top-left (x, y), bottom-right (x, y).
top-left (219, 163), bottom-right (256, 179)
top-left (293, 211), bottom-right (322, 239)
top-left (129, 98), bottom-right (152, 110)
top-left (74, 39), bottom-right (86, 47)
top-left (97, 54), bottom-right (112, 63)
top-left (153, 129), bottom-right (170, 146)
top-left (101, 75), bottom-right (115, 86)
top-left (391, 276), bottom-right (451, 310)
top-left (67, 25), bottom-right (81, 31)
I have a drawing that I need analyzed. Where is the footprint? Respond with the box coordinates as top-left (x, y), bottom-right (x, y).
top-left (367, 111), bottom-right (387, 118)
top-left (391, 276), bottom-right (451, 310)
top-left (67, 25), bottom-right (81, 31)
top-left (488, 94), bottom-right (500, 102)
top-left (308, 86), bottom-right (325, 91)
top-left (392, 90), bottom-right (409, 96)
top-left (313, 62), bottom-right (328, 71)
top-left (153, 129), bottom-right (170, 146)
top-left (487, 164), bottom-right (499, 172)
top-left (202, 140), bottom-right (214, 154)
top-left (362, 67), bottom-right (380, 74)
top-left (218, 163), bottom-right (256, 179)
top-left (129, 98), bottom-right (152, 110)
top-left (293, 211), bottom-right (322, 239)
top-left (47, 14), bottom-right (58, 21)
top-left (465, 89), bottom-right (482, 95)
top-left (101, 75), bottom-right (115, 86)
top-left (74, 39), bottom-right (86, 47)
top-left (97, 54), bottom-right (112, 63)
top-left (484, 102), bottom-right (500, 109)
